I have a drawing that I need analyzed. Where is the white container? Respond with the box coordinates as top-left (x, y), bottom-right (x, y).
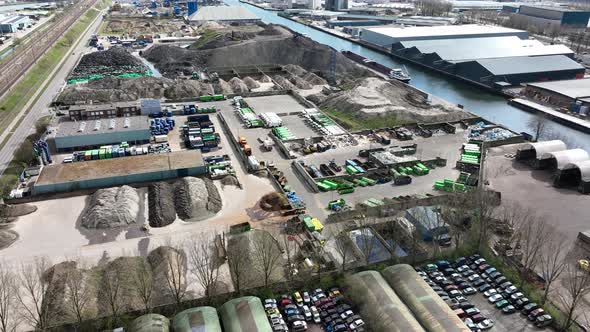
top-left (154, 134), bottom-right (168, 143)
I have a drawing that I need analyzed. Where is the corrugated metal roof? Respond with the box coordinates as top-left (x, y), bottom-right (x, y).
top-left (188, 6), bottom-right (259, 22)
top-left (219, 296), bottom-right (272, 332)
top-left (400, 36), bottom-right (573, 61)
top-left (527, 78), bottom-right (590, 99)
top-left (363, 24), bottom-right (526, 39)
top-left (0, 15), bottom-right (28, 25)
top-left (475, 55), bottom-right (584, 75)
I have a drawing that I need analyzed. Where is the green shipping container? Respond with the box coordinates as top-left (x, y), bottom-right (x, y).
top-left (338, 188), bottom-right (355, 195)
top-left (346, 166), bottom-right (358, 175)
top-left (199, 95), bottom-right (213, 102)
top-left (212, 94), bottom-right (225, 101)
top-left (317, 182), bottom-right (331, 191)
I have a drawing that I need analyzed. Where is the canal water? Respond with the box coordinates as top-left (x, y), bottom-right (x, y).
top-left (226, 0), bottom-right (590, 150)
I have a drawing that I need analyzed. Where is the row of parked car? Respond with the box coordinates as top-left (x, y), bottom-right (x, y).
top-left (264, 287), bottom-right (365, 332)
top-left (418, 254), bottom-right (553, 331)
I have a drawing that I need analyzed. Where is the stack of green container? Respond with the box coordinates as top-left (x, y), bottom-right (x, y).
top-left (434, 179), bottom-right (466, 192)
top-left (346, 165), bottom-right (358, 175)
top-left (199, 94), bottom-right (225, 102)
top-left (361, 198), bottom-right (384, 207)
top-left (461, 143), bottom-right (481, 165)
top-left (272, 127), bottom-right (296, 140)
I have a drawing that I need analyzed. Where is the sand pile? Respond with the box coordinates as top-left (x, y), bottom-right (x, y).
top-left (148, 182), bottom-right (176, 228)
top-left (81, 186), bottom-right (140, 228)
top-left (290, 75), bottom-right (312, 90)
top-left (302, 72), bottom-right (327, 85)
top-left (221, 175), bottom-right (239, 187)
top-left (260, 192), bottom-right (288, 211)
top-left (243, 76), bottom-right (260, 89)
top-left (260, 74), bottom-right (272, 83)
top-left (317, 77), bottom-right (468, 123)
top-left (229, 77), bottom-right (249, 94)
top-left (174, 177), bottom-right (221, 221)
top-left (215, 79), bottom-right (233, 95)
top-left (273, 75), bottom-right (295, 90)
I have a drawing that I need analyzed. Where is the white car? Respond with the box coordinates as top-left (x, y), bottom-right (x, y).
top-left (468, 274), bottom-right (481, 282)
top-left (457, 265), bottom-right (470, 272)
top-left (474, 258), bottom-right (487, 265)
top-left (350, 319), bottom-right (365, 330)
top-left (477, 319), bottom-right (494, 330)
top-left (488, 294), bottom-right (503, 303)
top-left (302, 305), bottom-right (312, 321)
top-left (310, 306), bottom-right (321, 323)
top-left (303, 292), bottom-right (311, 304)
top-left (340, 310), bottom-right (354, 320)
top-left (292, 320), bottom-right (307, 331)
top-left (483, 289), bottom-right (497, 297)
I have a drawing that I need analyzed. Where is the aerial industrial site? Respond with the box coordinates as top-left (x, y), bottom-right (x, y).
top-left (0, 0), bottom-right (589, 330)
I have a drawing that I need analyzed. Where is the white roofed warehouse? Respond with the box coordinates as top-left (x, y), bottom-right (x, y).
top-left (188, 6), bottom-right (261, 24)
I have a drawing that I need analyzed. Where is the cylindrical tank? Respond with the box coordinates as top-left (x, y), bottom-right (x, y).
top-left (173, 306), bottom-right (222, 332)
top-left (348, 270), bottom-right (425, 332)
top-left (129, 313), bottom-right (170, 332)
top-left (381, 264), bottom-right (470, 332)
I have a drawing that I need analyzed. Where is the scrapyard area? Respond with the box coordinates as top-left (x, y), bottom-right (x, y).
top-left (2, 3), bottom-right (589, 331)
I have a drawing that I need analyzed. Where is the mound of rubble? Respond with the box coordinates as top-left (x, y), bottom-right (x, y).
top-left (314, 77), bottom-right (469, 123)
top-left (81, 186), bottom-right (140, 228)
top-left (174, 177), bottom-right (222, 221)
top-left (228, 77), bottom-right (249, 94)
top-left (148, 182), bottom-right (176, 228)
top-left (69, 47), bottom-right (149, 81)
top-left (242, 76), bottom-right (260, 89)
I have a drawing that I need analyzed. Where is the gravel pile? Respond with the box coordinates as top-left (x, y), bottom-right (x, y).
top-left (302, 72), bottom-right (327, 85)
top-left (220, 175), bottom-right (239, 187)
top-left (81, 186), bottom-right (140, 228)
top-left (273, 75), bottom-right (295, 90)
top-left (215, 79), bottom-right (233, 95)
top-left (148, 182), bottom-right (176, 228)
top-left (242, 76), bottom-right (260, 89)
top-left (229, 77), bottom-right (249, 94)
top-left (174, 177), bottom-right (221, 221)
top-left (260, 74), bottom-right (272, 83)
top-left (290, 75), bottom-right (312, 90)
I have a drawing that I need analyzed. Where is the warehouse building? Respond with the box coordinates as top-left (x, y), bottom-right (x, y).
top-left (382, 264), bottom-right (470, 332)
top-left (523, 78), bottom-right (590, 110)
top-left (391, 36), bottom-right (574, 62)
top-left (65, 102), bottom-right (140, 120)
top-left (173, 307), bottom-right (222, 332)
top-left (0, 15), bottom-right (30, 33)
top-left (47, 116), bottom-right (150, 152)
top-left (219, 296), bottom-right (272, 332)
top-left (512, 5), bottom-right (590, 28)
top-left (348, 271), bottom-right (425, 332)
top-left (33, 150), bottom-right (206, 195)
top-left (188, 6), bottom-right (260, 23)
top-left (453, 55), bottom-right (585, 87)
top-left (360, 24), bottom-right (528, 47)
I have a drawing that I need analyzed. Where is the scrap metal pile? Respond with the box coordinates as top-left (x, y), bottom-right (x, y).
top-left (68, 47), bottom-right (150, 83)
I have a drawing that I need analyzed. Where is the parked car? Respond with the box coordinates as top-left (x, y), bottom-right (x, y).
top-left (302, 305), bottom-right (312, 321)
top-left (303, 292), bottom-right (311, 304)
top-left (509, 292), bottom-right (524, 302)
top-left (483, 289), bottom-right (497, 297)
top-left (495, 299), bottom-right (510, 308)
top-left (502, 305), bottom-right (516, 314)
top-left (449, 290), bottom-right (463, 298)
top-left (521, 303), bottom-right (539, 315)
top-left (528, 308), bottom-right (545, 321)
top-left (535, 314), bottom-right (553, 328)
top-left (464, 318), bottom-right (478, 332)
top-left (474, 258), bottom-right (486, 265)
top-left (472, 279), bottom-right (486, 287)
top-left (292, 320), bottom-right (307, 331)
top-left (463, 287), bottom-right (477, 295)
top-left (504, 286), bottom-right (518, 294)
top-left (465, 308), bottom-right (480, 317)
top-left (477, 319), bottom-right (494, 330)
top-left (471, 314), bottom-right (486, 323)
top-left (488, 294), bottom-right (503, 303)
top-left (514, 298), bottom-right (530, 309)
top-left (478, 284), bottom-right (492, 292)
top-left (349, 319), bottom-right (365, 330)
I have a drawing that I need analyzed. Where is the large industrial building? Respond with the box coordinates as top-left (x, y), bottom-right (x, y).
top-left (0, 15), bottom-right (30, 33)
top-left (360, 24), bottom-right (528, 47)
top-left (33, 150), bottom-right (206, 195)
top-left (47, 116), bottom-right (151, 152)
top-left (325, 0), bottom-right (348, 11)
top-left (523, 78), bottom-right (590, 109)
top-left (219, 296), bottom-right (272, 332)
top-left (511, 5), bottom-right (590, 28)
top-left (188, 6), bottom-right (260, 23)
top-left (65, 102), bottom-right (141, 121)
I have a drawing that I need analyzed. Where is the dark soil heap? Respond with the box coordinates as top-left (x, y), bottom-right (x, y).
top-left (70, 47), bottom-right (149, 80)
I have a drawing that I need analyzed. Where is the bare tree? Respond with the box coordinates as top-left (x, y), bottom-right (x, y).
top-left (157, 246), bottom-right (189, 306)
top-left (0, 262), bottom-right (18, 332)
top-left (131, 259), bottom-right (154, 313)
top-left (527, 114), bottom-right (549, 142)
top-left (514, 216), bottom-right (548, 286)
top-left (226, 233), bottom-right (249, 293)
top-left (101, 266), bottom-right (123, 323)
top-left (282, 232), bottom-right (299, 283)
top-left (558, 262), bottom-right (590, 331)
top-left (16, 257), bottom-right (53, 330)
top-left (355, 217), bottom-right (379, 265)
top-left (538, 227), bottom-right (568, 305)
top-left (63, 260), bottom-right (94, 324)
top-left (252, 230), bottom-right (283, 288)
top-left (333, 228), bottom-right (353, 272)
top-left (187, 234), bottom-right (220, 303)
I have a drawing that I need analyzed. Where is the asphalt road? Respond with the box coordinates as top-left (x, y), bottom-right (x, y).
top-left (0, 8), bottom-right (105, 176)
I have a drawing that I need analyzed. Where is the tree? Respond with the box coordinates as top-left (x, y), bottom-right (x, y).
top-left (101, 267), bottom-right (123, 323)
top-left (282, 232), bottom-right (299, 283)
top-left (226, 234), bottom-right (249, 293)
top-left (527, 114), bottom-right (549, 142)
top-left (157, 246), bottom-right (189, 306)
top-left (63, 261), bottom-right (93, 324)
top-left (333, 227), bottom-right (353, 273)
top-left (558, 261), bottom-right (590, 331)
top-left (16, 257), bottom-right (56, 330)
top-left (131, 259), bottom-right (154, 313)
top-left (187, 234), bottom-right (220, 303)
top-left (252, 230), bottom-right (283, 288)
top-left (538, 227), bottom-right (568, 305)
top-left (355, 217), bottom-right (378, 265)
top-left (514, 216), bottom-right (548, 286)
top-left (0, 262), bottom-right (18, 332)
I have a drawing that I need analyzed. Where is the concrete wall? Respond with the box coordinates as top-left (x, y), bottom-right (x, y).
top-left (33, 166), bottom-right (206, 195)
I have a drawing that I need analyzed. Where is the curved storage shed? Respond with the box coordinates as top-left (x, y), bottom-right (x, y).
top-left (516, 139), bottom-right (566, 161)
top-left (173, 306), bottom-right (222, 332)
top-left (382, 264), bottom-right (470, 332)
top-left (555, 159), bottom-right (590, 193)
top-left (219, 296), bottom-right (272, 332)
top-left (129, 314), bottom-right (170, 332)
top-left (539, 148), bottom-right (589, 170)
top-left (349, 270), bottom-right (425, 332)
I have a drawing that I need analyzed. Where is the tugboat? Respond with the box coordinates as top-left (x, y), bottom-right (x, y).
top-left (343, 50), bottom-right (411, 83)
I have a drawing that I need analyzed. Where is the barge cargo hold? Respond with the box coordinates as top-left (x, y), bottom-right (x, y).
top-left (342, 50), bottom-right (411, 83)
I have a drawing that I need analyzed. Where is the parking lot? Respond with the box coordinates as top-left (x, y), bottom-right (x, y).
top-left (417, 254), bottom-right (554, 332)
